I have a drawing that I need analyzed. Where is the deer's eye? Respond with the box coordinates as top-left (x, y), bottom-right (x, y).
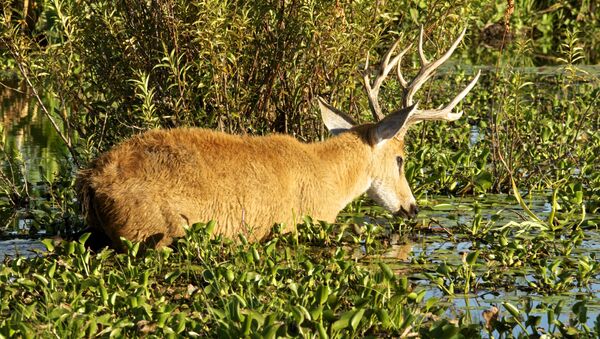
top-left (396, 156), bottom-right (404, 168)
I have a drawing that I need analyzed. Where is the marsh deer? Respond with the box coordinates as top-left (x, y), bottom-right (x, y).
top-left (77, 27), bottom-right (480, 249)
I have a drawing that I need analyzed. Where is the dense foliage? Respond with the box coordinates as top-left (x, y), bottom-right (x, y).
top-left (1, 216), bottom-right (598, 337)
top-left (1, 0), bottom-right (598, 146)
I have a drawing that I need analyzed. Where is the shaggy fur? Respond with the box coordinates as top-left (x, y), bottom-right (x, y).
top-left (77, 120), bottom-right (415, 249)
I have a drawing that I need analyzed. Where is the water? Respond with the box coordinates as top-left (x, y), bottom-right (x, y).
top-left (0, 82), bottom-right (68, 184)
top-left (0, 81), bottom-right (69, 241)
top-left (366, 194), bottom-right (600, 332)
top-left (0, 238), bottom-right (46, 260)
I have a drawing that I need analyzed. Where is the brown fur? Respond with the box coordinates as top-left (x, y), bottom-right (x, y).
top-left (76, 125), bottom-right (412, 249)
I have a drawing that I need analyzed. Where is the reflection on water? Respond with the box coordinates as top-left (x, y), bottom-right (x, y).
top-left (1, 81), bottom-right (67, 185)
top-left (0, 81), bottom-right (69, 236)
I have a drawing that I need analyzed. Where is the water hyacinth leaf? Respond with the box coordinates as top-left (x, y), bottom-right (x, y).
top-left (110, 292), bottom-right (118, 306)
top-left (466, 251), bottom-right (479, 265)
top-left (175, 312), bottom-right (186, 333)
top-left (350, 308), bottom-right (365, 331)
top-left (224, 268), bottom-right (235, 282)
top-left (67, 241), bottom-right (75, 255)
top-left (375, 309), bottom-right (390, 327)
top-left (291, 306), bottom-right (305, 325)
top-left (298, 305), bottom-right (312, 322)
top-left (331, 309), bottom-right (355, 331)
top-left (310, 306), bottom-right (323, 321)
top-left (17, 278), bottom-right (36, 289)
top-left (509, 177), bottom-right (543, 223)
top-left (265, 239), bottom-right (277, 256)
top-left (316, 285), bottom-right (329, 306)
top-left (400, 276), bottom-right (408, 291)
top-left (32, 273), bottom-right (48, 286)
top-left (546, 308), bottom-right (556, 324)
top-left (205, 220), bottom-right (216, 235)
top-left (41, 238), bottom-right (55, 252)
top-left (166, 270), bottom-right (182, 283)
top-left (503, 302), bottom-right (520, 318)
top-left (572, 301), bottom-right (587, 324)
top-left (317, 321), bottom-right (328, 339)
top-left (436, 262), bottom-right (451, 275)
top-left (378, 262), bottom-right (395, 281)
top-left (233, 294), bottom-right (248, 308)
top-left (242, 312), bottom-right (253, 336)
top-left (251, 246), bottom-right (260, 262)
top-left (78, 232), bottom-right (91, 245)
top-left (425, 297), bottom-right (439, 311)
top-left (228, 299), bottom-right (243, 322)
top-left (47, 261), bottom-right (56, 278)
top-left (432, 203), bottom-right (454, 211)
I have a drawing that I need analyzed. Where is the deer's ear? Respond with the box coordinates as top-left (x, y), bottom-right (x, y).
top-left (373, 104), bottom-right (417, 144)
top-left (318, 97), bottom-right (356, 135)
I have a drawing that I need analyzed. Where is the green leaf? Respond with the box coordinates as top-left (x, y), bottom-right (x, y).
top-left (317, 321), bottom-right (328, 339)
top-left (350, 308), bottom-right (365, 331)
top-left (41, 238), bottom-right (55, 252)
top-left (466, 251), bottom-right (479, 265)
top-left (78, 232), bottom-right (91, 245)
top-left (503, 302), bottom-right (520, 318)
top-left (378, 262), bottom-right (395, 281)
top-left (315, 285), bottom-right (329, 306)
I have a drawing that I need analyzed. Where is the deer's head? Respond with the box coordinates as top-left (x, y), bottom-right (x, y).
top-left (319, 27), bottom-right (481, 219)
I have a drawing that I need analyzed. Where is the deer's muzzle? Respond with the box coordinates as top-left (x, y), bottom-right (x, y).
top-left (395, 204), bottom-right (419, 219)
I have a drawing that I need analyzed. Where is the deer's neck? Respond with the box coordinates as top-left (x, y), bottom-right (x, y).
top-left (307, 132), bottom-right (373, 219)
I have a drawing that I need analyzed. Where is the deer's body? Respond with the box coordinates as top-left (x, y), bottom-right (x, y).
top-left (77, 126), bottom-right (389, 248)
top-left (77, 27), bottom-right (479, 250)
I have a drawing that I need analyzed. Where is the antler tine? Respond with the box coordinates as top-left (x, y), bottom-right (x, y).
top-left (362, 38), bottom-right (410, 121)
top-left (418, 26), bottom-right (428, 65)
top-left (405, 69), bottom-right (481, 125)
top-left (402, 27), bottom-right (468, 107)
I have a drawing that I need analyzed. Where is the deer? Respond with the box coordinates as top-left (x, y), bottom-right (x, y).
top-left (76, 27), bottom-right (480, 250)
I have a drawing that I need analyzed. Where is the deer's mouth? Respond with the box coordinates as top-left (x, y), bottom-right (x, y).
top-left (394, 204), bottom-right (419, 219)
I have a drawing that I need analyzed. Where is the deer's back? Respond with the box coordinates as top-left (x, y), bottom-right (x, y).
top-left (77, 128), bottom-right (324, 249)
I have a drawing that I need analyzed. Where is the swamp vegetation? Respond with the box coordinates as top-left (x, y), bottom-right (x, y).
top-left (0, 0), bottom-right (599, 337)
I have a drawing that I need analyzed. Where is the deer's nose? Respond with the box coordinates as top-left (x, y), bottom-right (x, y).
top-left (395, 204), bottom-right (419, 219)
top-left (407, 204), bottom-right (419, 219)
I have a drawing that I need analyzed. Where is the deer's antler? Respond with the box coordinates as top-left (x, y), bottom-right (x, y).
top-left (397, 26), bottom-right (481, 127)
top-left (320, 26), bottom-right (480, 130)
top-left (362, 40), bottom-right (411, 121)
